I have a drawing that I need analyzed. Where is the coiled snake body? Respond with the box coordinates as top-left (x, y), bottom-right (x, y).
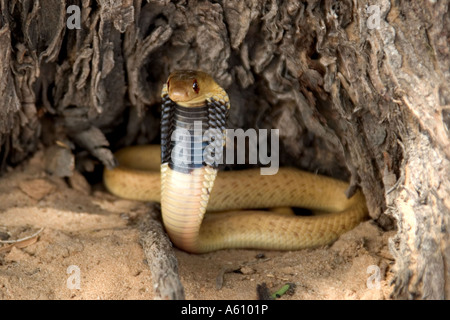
top-left (104, 70), bottom-right (368, 253)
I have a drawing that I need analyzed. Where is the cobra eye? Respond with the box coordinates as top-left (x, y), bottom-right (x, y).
top-left (192, 79), bottom-right (199, 94)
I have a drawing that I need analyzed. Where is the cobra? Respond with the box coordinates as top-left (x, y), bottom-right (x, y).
top-left (103, 70), bottom-right (368, 253)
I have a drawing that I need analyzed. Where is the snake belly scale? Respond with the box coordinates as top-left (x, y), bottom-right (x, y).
top-left (103, 70), bottom-right (368, 253)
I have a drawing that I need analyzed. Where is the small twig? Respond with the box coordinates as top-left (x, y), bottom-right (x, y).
top-left (215, 267), bottom-right (235, 290)
top-left (0, 228), bottom-right (44, 254)
top-left (139, 205), bottom-right (185, 300)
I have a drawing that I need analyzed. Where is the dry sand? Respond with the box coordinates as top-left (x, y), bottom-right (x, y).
top-left (0, 150), bottom-right (395, 300)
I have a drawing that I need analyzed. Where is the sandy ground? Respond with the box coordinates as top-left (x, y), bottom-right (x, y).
top-left (0, 150), bottom-right (395, 300)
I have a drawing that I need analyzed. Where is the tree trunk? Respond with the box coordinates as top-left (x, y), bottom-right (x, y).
top-left (0, 0), bottom-right (448, 299)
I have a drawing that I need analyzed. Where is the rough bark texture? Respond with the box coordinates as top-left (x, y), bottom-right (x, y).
top-left (139, 204), bottom-right (185, 300)
top-left (0, 0), bottom-right (448, 299)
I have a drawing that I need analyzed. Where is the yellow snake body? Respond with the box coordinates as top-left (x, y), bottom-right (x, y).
top-left (103, 71), bottom-right (368, 253)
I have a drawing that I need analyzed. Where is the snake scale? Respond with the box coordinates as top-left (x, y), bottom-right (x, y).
top-left (103, 70), bottom-right (368, 253)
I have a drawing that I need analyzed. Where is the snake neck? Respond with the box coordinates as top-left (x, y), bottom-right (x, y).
top-left (161, 92), bottom-right (228, 170)
top-left (160, 78), bottom-right (230, 252)
top-left (169, 104), bottom-right (209, 173)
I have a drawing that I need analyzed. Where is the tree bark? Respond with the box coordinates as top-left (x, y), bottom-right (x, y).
top-left (0, 0), bottom-right (448, 299)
